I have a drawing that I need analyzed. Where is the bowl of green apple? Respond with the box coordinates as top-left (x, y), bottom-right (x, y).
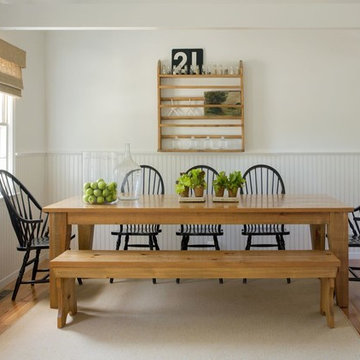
top-left (83, 179), bottom-right (118, 205)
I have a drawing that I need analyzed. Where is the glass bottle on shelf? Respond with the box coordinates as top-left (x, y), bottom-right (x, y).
top-left (204, 136), bottom-right (211, 150)
top-left (190, 136), bottom-right (198, 150)
top-left (212, 137), bottom-right (219, 150)
top-left (114, 144), bottom-right (142, 200)
top-left (219, 136), bottom-right (228, 150)
top-left (172, 136), bottom-right (179, 150)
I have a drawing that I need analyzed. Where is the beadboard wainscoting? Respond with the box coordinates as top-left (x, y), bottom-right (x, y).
top-left (46, 151), bottom-right (360, 254)
top-left (1, 152), bottom-right (359, 289)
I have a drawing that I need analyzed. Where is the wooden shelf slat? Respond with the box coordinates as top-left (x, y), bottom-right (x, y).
top-left (160, 124), bottom-right (242, 128)
top-left (159, 85), bottom-right (241, 90)
top-left (161, 115), bottom-right (243, 120)
top-left (162, 135), bottom-right (242, 139)
top-left (161, 96), bottom-right (205, 101)
top-left (160, 104), bottom-right (242, 108)
top-left (159, 149), bottom-right (245, 153)
top-left (159, 74), bottom-right (241, 78)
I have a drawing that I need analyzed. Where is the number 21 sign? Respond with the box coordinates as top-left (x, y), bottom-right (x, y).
top-left (171, 48), bottom-right (203, 74)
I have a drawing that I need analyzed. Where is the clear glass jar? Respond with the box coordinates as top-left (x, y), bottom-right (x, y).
top-left (114, 144), bottom-right (142, 200)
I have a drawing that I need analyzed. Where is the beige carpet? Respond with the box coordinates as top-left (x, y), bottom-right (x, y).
top-left (1, 278), bottom-right (360, 360)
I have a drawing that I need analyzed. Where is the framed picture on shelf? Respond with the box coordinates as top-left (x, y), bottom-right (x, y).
top-left (204, 91), bottom-right (241, 116)
top-left (171, 48), bottom-right (203, 74)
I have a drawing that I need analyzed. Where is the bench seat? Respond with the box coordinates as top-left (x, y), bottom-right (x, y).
top-left (51, 250), bottom-right (340, 329)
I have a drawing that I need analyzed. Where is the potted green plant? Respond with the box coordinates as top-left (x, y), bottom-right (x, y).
top-left (213, 171), bottom-right (228, 197)
top-left (175, 172), bottom-right (191, 197)
top-left (227, 170), bottom-right (245, 197)
top-left (189, 168), bottom-right (207, 197)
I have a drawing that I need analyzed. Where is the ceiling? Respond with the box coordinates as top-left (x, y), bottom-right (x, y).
top-left (1, 0), bottom-right (359, 4)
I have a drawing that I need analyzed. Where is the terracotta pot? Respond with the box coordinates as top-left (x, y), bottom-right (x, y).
top-left (228, 187), bottom-right (238, 197)
top-left (180, 186), bottom-right (189, 197)
top-left (215, 187), bottom-right (225, 197)
top-left (194, 186), bottom-right (204, 197)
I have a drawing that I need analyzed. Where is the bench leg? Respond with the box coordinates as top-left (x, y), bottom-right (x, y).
top-left (320, 278), bottom-right (335, 328)
top-left (56, 278), bottom-right (77, 329)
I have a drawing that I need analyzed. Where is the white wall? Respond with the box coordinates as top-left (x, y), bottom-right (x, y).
top-left (45, 29), bottom-right (360, 153)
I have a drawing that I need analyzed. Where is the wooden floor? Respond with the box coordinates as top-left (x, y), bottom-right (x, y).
top-left (1, 260), bottom-right (360, 336)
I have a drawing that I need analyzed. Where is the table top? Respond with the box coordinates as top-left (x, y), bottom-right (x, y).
top-left (43, 194), bottom-right (352, 214)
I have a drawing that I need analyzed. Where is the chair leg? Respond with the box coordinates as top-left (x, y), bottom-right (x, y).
top-left (31, 249), bottom-right (41, 285)
top-left (276, 235), bottom-right (282, 250)
top-left (245, 235), bottom-right (252, 250)
top-left (243, 235), bottom-right (252, 284)
top-left (152, 235), bottom-right (160, 251)
top-left (183, 235), bottom-right (190, 250)
top-left (213, 236), bottom-right (223, 284)
top-left (124, 235), bottom-right (130, 250)
top-left (149, 235), bottom-right (157, 284)
top-left (115, 234), bottom-right (122, 251)
top-left (12, 249), bottom-right (31, 301)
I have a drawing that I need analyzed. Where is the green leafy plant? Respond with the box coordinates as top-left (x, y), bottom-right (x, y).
top-left (188, 168), bottom-right (207, 189)
top-left (227, 171), bottom-right (245, 197)
top-left (175, 172), bottom-right (191, 196)
top-left (213, 171), bottom-right (228, 193)
top-left (227, 171), bottom-right (245, 190)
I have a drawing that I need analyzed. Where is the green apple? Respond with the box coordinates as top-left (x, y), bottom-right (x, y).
top-left (85, 188), bottom-right (94, 196)
top-left (87, 195), bottom-right (96, 204)
top-left (83, 182), bottom-right (91, 190)
top-left (107, 182), bottom-right (116, 192)
top-left (96, 196), bottom-right (105, 204)
top-left (93, 189), bottom-right (102, 197)
top-left (98, 181), bottom-right (106, 190)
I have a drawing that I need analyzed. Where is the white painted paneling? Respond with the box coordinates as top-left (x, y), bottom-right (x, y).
top-left (45, 151), bottom-right (360, 254)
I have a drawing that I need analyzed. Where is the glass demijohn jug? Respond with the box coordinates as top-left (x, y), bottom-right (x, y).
top-left (114, 144), bottom-right (142, 200)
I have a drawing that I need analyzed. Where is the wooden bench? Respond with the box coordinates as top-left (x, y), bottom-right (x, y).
top-left (50, 250), bottom-right (340, 329)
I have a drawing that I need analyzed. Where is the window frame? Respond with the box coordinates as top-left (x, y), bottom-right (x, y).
top-left (0, 93), bottom-right (14, 174)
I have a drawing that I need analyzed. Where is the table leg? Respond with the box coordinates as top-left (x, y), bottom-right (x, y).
top-left (49, 213), bottom-right (71, 309)
top-left (310, 224), bottom-right (326, 250)
top-left (327, 212), bottom-right (348, 308)
top-left (78, 224), bottom-right (94, 250)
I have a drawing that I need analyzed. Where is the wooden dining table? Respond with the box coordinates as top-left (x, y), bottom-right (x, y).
top-left (43, 194), bottom-right (352, 309)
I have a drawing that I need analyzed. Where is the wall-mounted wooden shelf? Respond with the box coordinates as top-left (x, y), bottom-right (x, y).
top-left (157, 60), bottom-right (244, 152)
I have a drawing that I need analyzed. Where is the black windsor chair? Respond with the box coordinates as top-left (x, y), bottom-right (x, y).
top-left (110, 165), bottom-right (165, 284)
top-left (348, 206), bottom-right (360, 281)
top-left (240, 164), bottom-right (290, 283)
top-left (176, 165), bottom-right (223, 284)
top-left (0, 170), bottom-right (79, 301)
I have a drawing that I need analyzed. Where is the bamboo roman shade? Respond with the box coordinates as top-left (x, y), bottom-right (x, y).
top-left (0, 38), bottom-right (26, 97)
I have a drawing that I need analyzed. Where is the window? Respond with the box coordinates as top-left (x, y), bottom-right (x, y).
top-left (0, 93), bottom-right (13, 172)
